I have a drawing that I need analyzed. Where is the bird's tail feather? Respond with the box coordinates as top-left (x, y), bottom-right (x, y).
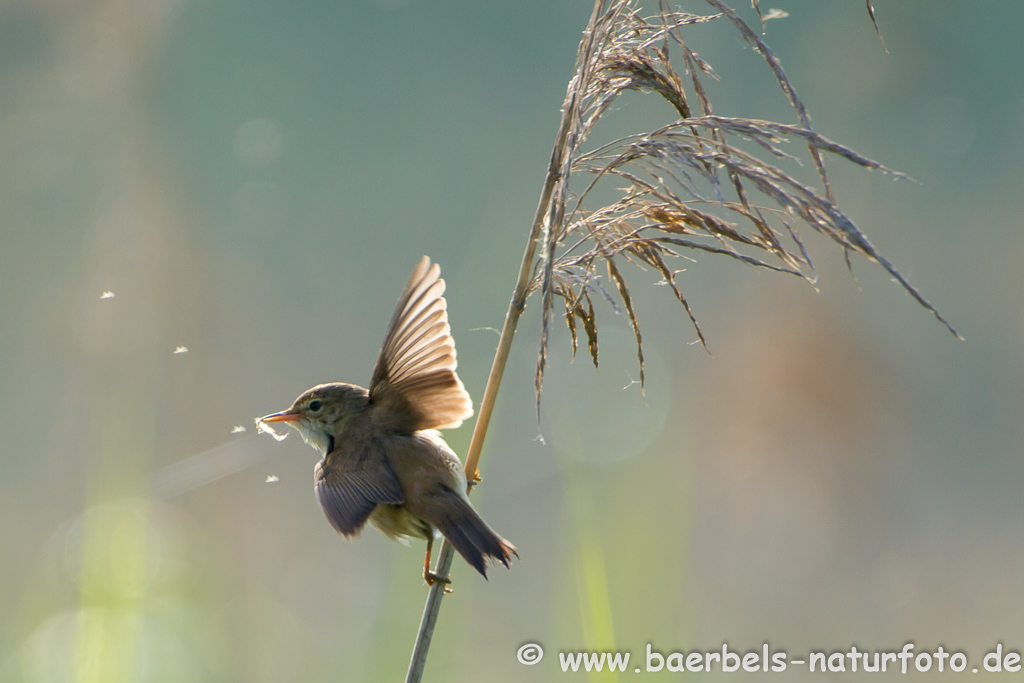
top-left (437, 498), bottom-right (517, 578)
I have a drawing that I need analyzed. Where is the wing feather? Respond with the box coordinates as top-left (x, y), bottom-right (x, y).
top-left (369, 256), bottom-right (473, 431)
top-left (314, 455), bottom-right (404, 537)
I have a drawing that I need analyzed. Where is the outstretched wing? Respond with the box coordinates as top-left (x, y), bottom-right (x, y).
top-left (314, 452), bottom-right (404, 537)
top-left (368, 256), bottom-right (473, 432)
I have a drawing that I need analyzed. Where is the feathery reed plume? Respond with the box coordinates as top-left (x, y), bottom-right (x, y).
top-left (406, 2), bottom-right (955, 680)
top-left (531, 0), bottom-right (957, 404)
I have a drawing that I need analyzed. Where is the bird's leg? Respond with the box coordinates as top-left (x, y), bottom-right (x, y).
top-left (422, 535), bottom-right (453, 593)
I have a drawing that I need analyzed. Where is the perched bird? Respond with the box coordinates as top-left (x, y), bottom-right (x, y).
top-left (257, 256), bottom-right (516, 585)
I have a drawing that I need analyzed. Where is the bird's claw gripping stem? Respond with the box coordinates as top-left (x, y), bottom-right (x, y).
top-left (424, 571), bottom-right (453, 594)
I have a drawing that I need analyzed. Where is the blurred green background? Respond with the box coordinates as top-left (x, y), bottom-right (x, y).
top-left (1, 1), bottom-right (1022, 681)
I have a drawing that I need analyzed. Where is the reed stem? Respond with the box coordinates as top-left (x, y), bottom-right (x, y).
top-left (403, 4), bottom-right (606, 681)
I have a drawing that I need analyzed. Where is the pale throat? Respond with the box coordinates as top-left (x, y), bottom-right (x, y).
top-left (294, 420), bottom-right (335, 456)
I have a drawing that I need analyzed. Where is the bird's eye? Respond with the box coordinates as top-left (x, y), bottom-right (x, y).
top-left (308, 400), bottom-right (323, 412)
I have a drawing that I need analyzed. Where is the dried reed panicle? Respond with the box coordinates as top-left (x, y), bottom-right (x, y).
top-left (406, 3), bottom-right (948, 679)
top-left (532, 0), bottom-right (958, 404)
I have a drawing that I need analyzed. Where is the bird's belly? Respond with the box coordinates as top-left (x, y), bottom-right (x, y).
top-left (368, 504), bottom-right (433, 543)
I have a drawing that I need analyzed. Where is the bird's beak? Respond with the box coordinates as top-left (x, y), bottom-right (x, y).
top-left (258, 410), bottom-right (301, 424)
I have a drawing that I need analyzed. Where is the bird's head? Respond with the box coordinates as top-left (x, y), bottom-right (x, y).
top-left (257, 383), bottom-right (369, 455)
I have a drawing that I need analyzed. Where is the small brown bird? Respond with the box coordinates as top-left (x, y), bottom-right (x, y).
top-left (257, 256), bottom-right (516, 584)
